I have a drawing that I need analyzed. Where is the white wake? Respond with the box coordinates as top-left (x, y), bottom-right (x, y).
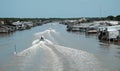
top-left (14, 28), bottom-right (106, 71)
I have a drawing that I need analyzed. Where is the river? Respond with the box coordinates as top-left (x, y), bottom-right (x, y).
top-left (0, 22), bottom-right (120, 71)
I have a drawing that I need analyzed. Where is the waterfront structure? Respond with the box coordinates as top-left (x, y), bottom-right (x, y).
top-left (12, 21), bottom-right (25, 30)
top-left (12, 21), bottom-right (34, 30)
top-left (98, 25), bottom-right (120, 41)
top-left (0, 25), bottom-right (16, 33)
top-left (66, 21), bottom-right (120, 33)
top-left (23, 22), bottom-right (33, 29)
top-left (0, 26), bottom-right (9, 33)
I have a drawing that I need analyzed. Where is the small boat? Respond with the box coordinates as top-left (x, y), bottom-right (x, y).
top-left (40, 36), bottom-right (44, 41)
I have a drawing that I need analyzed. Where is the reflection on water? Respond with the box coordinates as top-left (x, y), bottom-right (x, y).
top-left (0, 23), bottom-right (120, 71)
top-left (0, 32), bottom-right (14, 38)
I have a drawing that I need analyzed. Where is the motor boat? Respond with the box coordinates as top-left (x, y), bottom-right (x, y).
top-left (40, 36), bottom-right (44, 41)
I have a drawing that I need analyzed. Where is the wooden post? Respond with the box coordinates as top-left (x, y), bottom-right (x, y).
top-left (14, 45), bottom-right (17, 55)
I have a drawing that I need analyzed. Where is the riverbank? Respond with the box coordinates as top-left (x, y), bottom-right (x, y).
top-left (0, 20), bottom-right (51, 33)
top-left (62, 20), bottom-right (120, 45)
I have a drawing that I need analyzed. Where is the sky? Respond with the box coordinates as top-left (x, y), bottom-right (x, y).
top-left (0, 0), bottom-right (120, 18)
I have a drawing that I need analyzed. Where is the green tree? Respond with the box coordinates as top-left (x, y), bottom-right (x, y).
top-left (0, 20), bottom-right (2, 26)
top-left (107, 15), bottom-right (114, 20)
top-left (115, 15), bottom-right (120, 21)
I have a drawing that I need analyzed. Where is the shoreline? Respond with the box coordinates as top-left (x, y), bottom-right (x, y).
top-left (0, 21), bottom-right (51, 34)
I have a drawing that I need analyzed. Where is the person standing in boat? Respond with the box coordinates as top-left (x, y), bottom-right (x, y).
top-left (40, 36), bottom-right (44, 41)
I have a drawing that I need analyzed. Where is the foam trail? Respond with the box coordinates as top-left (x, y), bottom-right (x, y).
top-left (12, 30), bottom-right (63, 71)
top-left (34, 28), bottom-right (59, 44)
top-left (45, 39), bottom-right (53, 45)
top-left (17, 42), bottom-right (41, 56)
top-left (44, 39), bottom-right (105, 71)
top-left (17, 38), bottom-right (50, 57)
top-left (38, 43), bottom-right (63, 71)
top-left (35, 28), bottom-right (57, 37)
top-left (15, 26), bottom-right (104, 71)
top-left (32, 39), bottom-right (40, 45)
top-left (12, 40), bottom-right (48, 71)
top-left (14, 38), bottom-right (105, 71)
